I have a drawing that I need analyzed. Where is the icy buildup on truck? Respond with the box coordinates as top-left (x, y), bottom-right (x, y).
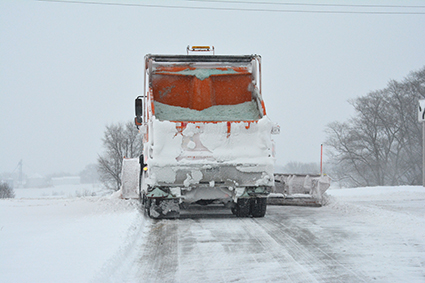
top-left (130, 49), bottom-right (279, 218)
top-left (153, 101), bottom-right (260, 121)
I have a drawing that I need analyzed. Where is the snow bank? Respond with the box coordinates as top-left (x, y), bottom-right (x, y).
top-left (326, 186), bottom-right (425, 240)
top-left (327, 185), bottom-right (425, 202)
top-left (13, 183), bottom-right (105, 199)
top-left (325, 186), bottom-right (425, 282)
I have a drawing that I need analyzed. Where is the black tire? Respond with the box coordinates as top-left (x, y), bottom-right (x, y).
top-left (251, 197), bottom-right (267, 218)
top-left (235, 198), bottom-right (251, 217)
top-left (148, 198), bottom-right (180, 219)
top-left (231, 206), bottom-right (237, 215)
top-left (145, 198), bottom-right (151, 217)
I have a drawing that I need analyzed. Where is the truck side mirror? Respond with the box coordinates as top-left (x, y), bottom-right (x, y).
top-left (135, 96), bottom-right (143, 125)
top-left (271, 123), bottom-right (280, 135)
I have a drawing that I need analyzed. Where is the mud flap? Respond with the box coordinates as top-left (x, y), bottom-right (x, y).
top-left (234, 198), bottom-right (251, 217)
top-left (234, 198), bottom-right (267, 218)
top-left (251, 197), bottom-right (267, 218)
top-left (148, 198), bottom-right (180, 219)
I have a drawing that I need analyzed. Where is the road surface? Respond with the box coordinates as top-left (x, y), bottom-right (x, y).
top-left (109, 192), bottom-right (424, 283)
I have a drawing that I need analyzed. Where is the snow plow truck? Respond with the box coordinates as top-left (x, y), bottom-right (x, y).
top-left (123, 46), bottom-right (280, 218)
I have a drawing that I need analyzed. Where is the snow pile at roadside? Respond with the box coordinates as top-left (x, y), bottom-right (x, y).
top-left (327, 185), bottom-right (425, 240)
top-left (327, 185), bottom-right (424, 201)
top-left (13, 183), bottom-right (106, 198)
top-left (326, 185), bottom-right (425, 210)
top-left (325, 186), bottom-right (425, 282)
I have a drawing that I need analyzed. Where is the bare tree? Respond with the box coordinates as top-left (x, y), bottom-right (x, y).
top-left (326, 66), bottom-right (424, 187)
top-left (80, 163), bottom-right (99, 184)
top-left (0, 182), bottom-right (15, 199)
top-left (97, 121), bottom-right (142, 190)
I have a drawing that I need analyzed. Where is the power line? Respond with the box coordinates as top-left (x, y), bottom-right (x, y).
top-left (186, 0), bottom-right (425, 9)
top-left (37, 0), bottom-right (425, 14)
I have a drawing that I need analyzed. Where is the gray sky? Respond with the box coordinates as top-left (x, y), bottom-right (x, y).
top-left (1, 0), bottom-right (425, 176)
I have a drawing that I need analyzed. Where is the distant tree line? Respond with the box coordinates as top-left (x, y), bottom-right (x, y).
top-left (79, 164), bottom-right (99, 184)
top-left (326, 66), bottom-right (425, 187)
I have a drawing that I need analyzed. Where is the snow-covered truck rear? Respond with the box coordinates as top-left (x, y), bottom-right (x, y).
top-left (133, 47), bottom-right (279, 218)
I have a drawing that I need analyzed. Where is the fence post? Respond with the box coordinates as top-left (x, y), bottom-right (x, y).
top-left (419, 99), bottom-right (425, 187)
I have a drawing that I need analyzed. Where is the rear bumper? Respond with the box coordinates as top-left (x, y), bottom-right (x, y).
top-left (147, 163), bottom-right (274, 188)
top-left (145, 185), bottom-right (271, 204)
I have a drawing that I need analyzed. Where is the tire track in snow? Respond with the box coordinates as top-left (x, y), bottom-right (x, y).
top-left (175, 217), bottom-right (293, 282)
top-left (92, 209), bottom-right (151, 283)
top-left (235, 217), bottom-right (315, 282)
top-left (130, 206), bottom-right (371, 282)
top-left (182, 217), bottom-right (297, 282)
top-left (257, 207), bottom-right (369, 282)
top-left (97, 190), bottom-right (425, 282)
top-left (136, 220), bottom-right (179, 283)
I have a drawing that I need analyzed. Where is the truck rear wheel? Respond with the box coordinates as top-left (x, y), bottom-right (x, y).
top-left (251, 197), bottom-right (267, 218)
top-left (144, 197), bottom-right (151, 217)
top-left (235, 198), bottom-right (251, 217)
top-left (148, 198), bottom-right (180, 219)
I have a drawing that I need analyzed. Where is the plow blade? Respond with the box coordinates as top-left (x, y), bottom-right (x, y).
top-left (120, 158), bottom-right (140, 199)
top-left (268, 174), bottom-right (331, 207)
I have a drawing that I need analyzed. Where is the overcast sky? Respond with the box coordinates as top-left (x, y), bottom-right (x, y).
top-left (1, 0), bottom-right (425, 176)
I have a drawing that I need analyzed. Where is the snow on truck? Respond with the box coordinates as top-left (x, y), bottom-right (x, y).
top-left (120, 46), bottom-right (279, 218)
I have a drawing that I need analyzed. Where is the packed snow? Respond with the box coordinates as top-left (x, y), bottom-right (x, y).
top-left (1, 184), bottom-right (424, 282)
top-left (0, 185), bottom-right (146, 282)
top-left (145, 115), bottom-right (275, 187)
top-left (157, 68), bottom-right (238, 81)
top-left (154, 100), bottom-right (261, 121)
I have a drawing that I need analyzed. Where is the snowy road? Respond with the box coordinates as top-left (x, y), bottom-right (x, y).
top-left (113, 187), bottom-right (425, 283)
top-left (1, 186), bottom-right (424, 282)
top-left (130, 208), bottom-right (367, 282)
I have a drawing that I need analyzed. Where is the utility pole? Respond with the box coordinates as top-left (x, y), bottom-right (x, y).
top-left (18, 159), bottom-right (23, 188)
top-left (419, 100), bottom-right (425, 187)
top-left (320, 144), bottom-right (323, 176)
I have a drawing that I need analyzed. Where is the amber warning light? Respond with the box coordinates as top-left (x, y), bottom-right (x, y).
top-left (187, 45), bottom-right (215, 55)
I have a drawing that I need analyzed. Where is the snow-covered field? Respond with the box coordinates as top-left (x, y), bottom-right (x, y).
top-left (1, 184), bottom-right (424, 282)
top-left (0, 185), bottom-right (145, 282)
